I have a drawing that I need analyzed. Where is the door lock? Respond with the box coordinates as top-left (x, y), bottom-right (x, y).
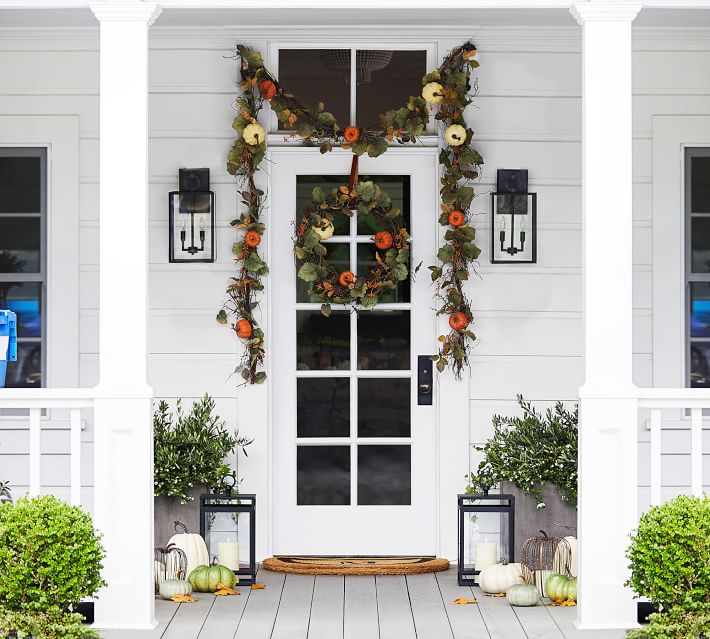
top-left (417, 355), bottom-right (434, 405)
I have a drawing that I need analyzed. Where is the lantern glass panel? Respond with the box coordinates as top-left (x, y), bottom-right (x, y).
top-left (200, 494), bottom-right (255, 584)
top-left (169, 192), bottom-right (215, 263)
top-left (458, 494), bottom-right (515, 585)
top-left (491, 193), bottom-right (536, 264)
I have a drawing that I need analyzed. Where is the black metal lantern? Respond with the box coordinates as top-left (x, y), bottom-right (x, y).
top-left (169, 168), bottom-right (216, 263)
top-left (491, 169), bottom-right (537, 263)
top-left (199, 479), bottom-right (256, 586)
top-left (457, 492), bottom-right (515, 586)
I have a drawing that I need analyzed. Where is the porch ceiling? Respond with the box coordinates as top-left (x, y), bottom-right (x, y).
top-left (1, 6), bottom-right (710, 29)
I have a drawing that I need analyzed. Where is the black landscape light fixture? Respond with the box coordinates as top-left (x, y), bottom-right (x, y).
top-left (491, 169), bottom-right (537, 264)
top-left (169, 168), bottom-right (216, 263)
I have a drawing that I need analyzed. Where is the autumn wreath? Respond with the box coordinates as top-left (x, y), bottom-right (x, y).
top-left (295, 181), bottom-right (410, 314)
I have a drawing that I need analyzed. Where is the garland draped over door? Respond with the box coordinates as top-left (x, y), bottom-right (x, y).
top-left (217, 41), bottom-right (483, 384)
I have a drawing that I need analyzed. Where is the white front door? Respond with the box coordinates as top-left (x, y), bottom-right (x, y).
top-left (271, 148), bottom-right (438, 555)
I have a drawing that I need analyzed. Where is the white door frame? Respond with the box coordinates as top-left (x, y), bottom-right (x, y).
top-left (267, 145), bottom-right (445, 555)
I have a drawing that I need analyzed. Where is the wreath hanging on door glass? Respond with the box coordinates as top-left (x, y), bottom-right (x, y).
top-left (217, 41), bottom-right (483, 385)
top-left (295, 182), bottom-right (410, 313)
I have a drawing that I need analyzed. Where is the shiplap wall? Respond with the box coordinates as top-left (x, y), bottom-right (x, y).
top-left (0, 24), bottom-right (707, 518)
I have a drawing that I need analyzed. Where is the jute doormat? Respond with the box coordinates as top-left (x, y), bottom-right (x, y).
top-left (262, 556), bottom-right (450, 576)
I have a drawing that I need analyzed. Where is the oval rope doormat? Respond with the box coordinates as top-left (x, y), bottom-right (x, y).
top-left (262, 556), bottom-right (450, 576)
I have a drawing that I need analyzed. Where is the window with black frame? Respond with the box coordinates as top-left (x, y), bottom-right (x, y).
top-left (0, 148), bottom-right (46, 388)
top-left (277, 48), bottom-right (428, 129)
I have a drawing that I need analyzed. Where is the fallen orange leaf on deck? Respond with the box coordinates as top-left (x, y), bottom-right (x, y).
top-left (452, 597), bottom-right (478, 605)
top-left (214, 584), bottom-right (240, 596)
top-left (547, 600), bottom-right (576, 607)
top-left (171, 595), bottom-right (197, 603)
top-left (251, 583), bottom-right (267, 590)
top-left (484, 593), bottom-right (506, 598)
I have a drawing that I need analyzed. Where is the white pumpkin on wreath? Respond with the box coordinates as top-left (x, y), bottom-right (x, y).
top-left (444, 124), bottom-right (467, 147)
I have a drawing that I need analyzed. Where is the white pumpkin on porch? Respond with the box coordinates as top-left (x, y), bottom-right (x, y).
top-left (477, 562), bottom-right (524, 594)
top-left (167, 523), bottom-right (210, 578)
top-left (553, 536), bottom-right (578, 577)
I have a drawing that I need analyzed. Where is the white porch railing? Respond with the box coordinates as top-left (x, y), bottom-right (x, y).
top-left (638, 388), bottom-right (710, 506)
top-left (0, 388), bottom-right (94, 507)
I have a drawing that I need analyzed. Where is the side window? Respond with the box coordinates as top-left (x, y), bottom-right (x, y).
top-left (0, 148), bottom-right (46, 388)
top-left (276, 48), bottom-right (428, 130)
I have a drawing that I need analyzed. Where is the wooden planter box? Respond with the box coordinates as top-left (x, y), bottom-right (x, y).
top-left (500, 481), bottom-right (577, 555)
top-left (154, 485), bottom-right (207, 547)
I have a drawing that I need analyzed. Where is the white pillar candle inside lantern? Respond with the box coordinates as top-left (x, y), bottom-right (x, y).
top-left (475, 540), bottom-right (498, 574)
top-left (217, 540), bottom-right (240, 570)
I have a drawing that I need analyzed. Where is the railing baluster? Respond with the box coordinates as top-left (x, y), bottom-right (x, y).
top-left (70, 409), bottom-right (81, 506)
top-left (690, 408), bottom-right (703, 497)
top-left (29, 408), bottom-right (41, 496)
top-left (650, 409), bottom-right (662, 506)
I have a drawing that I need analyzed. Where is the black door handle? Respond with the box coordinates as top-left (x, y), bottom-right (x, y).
top-left (418, 355), bottom-right (433, 405)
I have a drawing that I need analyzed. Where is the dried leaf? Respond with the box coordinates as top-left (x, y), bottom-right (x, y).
top-left (214, 584), bottom-right (240, 596)
top-left (171, 595), bottom-right (197, 603)
top-left (452, 597), bottom-right (477, 605)
top-left (251, 583), bottom-right (267, 590)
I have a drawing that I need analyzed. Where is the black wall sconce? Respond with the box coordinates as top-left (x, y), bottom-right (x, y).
top-left (491, 169), bottom-right (537, 264)
top-left (169, 168), bottom-right (216, 263)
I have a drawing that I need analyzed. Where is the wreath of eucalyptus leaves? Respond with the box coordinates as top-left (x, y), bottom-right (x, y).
top-left (219, 40), bottom-right (483, 383)
top-left (295, 181), bottom-right (410, 314)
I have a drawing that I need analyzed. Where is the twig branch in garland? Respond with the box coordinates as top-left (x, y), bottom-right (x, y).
top-left (426, 42), bottom-right (484, 379)
top-left (219, 41), bottom-right (483, 383)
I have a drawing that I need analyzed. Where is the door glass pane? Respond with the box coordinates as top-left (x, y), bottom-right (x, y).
top-left (691, 156), bottom-right (710, 213)
top-left (0, 217), bottom-right (41, 273)
top-left (358, 378), bottom-right (410, 437)
top-left (296, 243), bottom-right (349, 303)
top-left (1, 281), bottom-right (41, 337)
top-left (297, 310), bottom-right (350, 370)
top-left (357, 244), bottom-right (410, 303)
top-left (0, 156), bottom-right (42, 213)
top-left (690, 282), bottom-right (710, 337)
top-left (279, 50), bottom-right (350, 128)
top-left (6, 342), bottom-right (42, 388)
top-left (358, 445), bottom-right (411, 505)
top-left (297, 445), bottom-right (351, 505)
top-left (356, 175), bottom-right (410, 234)
top-left (690, 342), bottom-right (710, 388)
top-left (358, 310), bottom-right (410, 371)
top-left (355, 50), bottom-right (427, 128)
top-left (297, 378), bottom-right (350, 438)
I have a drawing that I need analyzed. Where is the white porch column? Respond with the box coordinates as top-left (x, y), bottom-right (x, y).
top-left (89, 1), bottom-right (160, 629)
top-left (570, 1), bottom-right (640, 630)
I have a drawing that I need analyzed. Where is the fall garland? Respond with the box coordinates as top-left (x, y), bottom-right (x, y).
top-left (295, 181), bottom-right (410, 314)
top-left (219, 41), bottom-right (482, 383)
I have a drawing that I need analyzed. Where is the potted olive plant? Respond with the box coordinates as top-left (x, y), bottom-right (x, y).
top-left (466, 396), bottom-right (578, 545)
top-left (153, 394), bottom-right (252, 547)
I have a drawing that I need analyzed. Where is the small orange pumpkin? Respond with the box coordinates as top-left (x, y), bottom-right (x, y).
top-left (448, 210), bottom-right (465, 227)
top-left (343, 126), bottom-right (361, 143)
top-left (449, 312), bottom-right (469, 331)
top-left (244, 230), bottom-right (261, 247)
top-left (338, 271), bottom-right (356, 287)
top-left (258, 80), bottom-right (277, 100)
top-left (235, 319), bottom-right (253, 339)
top-left (374, 230), bottom-right (394, 250)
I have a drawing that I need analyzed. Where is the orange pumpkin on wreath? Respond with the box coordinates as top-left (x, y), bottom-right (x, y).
top-left (235, 319), bottom-right (253, 339)
top-left (448, 209), bottom-right (465, 227)
top-left (244, 230), bottom-right (261, 247)
top-left (449, 312), bottom-right (470, 331)
top-left (374, 230), bottom-right (394, 250)
top-left (338, 271), bottom-right (356, 287)
top-left (258, 79), bottom-right (277, 100)
top-left (343, 126), bottom-right (361, 143)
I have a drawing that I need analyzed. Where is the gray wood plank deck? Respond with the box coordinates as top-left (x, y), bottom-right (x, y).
top-left (97, 567), bottom-right (629, 639)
